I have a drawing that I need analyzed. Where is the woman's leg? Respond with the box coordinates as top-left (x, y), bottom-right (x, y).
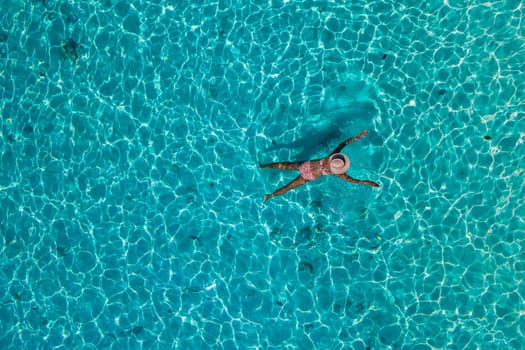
top-left (263, 176), bottom-right (307, 202)
top-left (260, 161), bottom-right (302, 171)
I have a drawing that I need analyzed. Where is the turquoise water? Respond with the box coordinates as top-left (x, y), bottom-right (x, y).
top-left (1, 0), bottom-right (524, 348)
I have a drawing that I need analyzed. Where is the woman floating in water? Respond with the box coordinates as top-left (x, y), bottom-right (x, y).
top-left (260, 130), bottom-right (379, 202)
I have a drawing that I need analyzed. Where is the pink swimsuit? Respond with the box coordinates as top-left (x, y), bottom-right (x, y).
top-left (300, 161), bottom-right (330, 180)
top-left (299, 161), bottom-right (315, 180)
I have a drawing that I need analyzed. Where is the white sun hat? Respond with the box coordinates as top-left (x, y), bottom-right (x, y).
top-left (329, 153), bottom-right (350, 174)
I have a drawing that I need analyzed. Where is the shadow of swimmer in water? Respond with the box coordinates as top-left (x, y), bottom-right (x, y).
top-left (260, 130), bottom-right (379, 202)
top-left (62, 38), bottom-right (79, 63)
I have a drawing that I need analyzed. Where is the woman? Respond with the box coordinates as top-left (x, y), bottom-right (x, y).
top-left (260, 130), bottom-right (379, 202)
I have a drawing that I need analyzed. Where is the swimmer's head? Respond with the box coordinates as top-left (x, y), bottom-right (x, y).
top-left (329, 153), bottom-right (350, 174)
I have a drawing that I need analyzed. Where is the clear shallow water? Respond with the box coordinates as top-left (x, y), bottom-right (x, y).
top-left (0, 0), bottom-right (524, 348)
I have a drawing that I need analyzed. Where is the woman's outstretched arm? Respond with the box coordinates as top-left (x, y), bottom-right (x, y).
top-left (331, 130), bottom-right (369, 154)
top-left (263, 176), bottom-right (308, 202)
top-left (336, 173), bottom-right (379, 188)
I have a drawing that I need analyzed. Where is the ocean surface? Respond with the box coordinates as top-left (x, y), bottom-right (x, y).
top-left (1, 0), bottom-right (524, 349)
